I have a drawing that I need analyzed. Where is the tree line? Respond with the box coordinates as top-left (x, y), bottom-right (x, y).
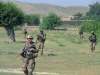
top-left (0, 1), bottom-right (100, 42)
top-left (0, 1), bottom-right (61, 42)
top-left (73, 2), bottom-right (100, 41)
top-left (81, 2), bottom-right (100, 41)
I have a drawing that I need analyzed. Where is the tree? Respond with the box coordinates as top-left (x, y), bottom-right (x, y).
top-left (0, 1), bottom-right (24, 42)
top-left (39, 13), bottom-right (62, 30)
top-left (81, 2), bottom-right (100, 41)
top-left (24, 14), bottom-right (40, 26)
top-left (87, 2), bottom-right (100, 21)
top-left (79, 15), bottom-right (89, 20)
top-left (73, 12), bottom-right (83, 19)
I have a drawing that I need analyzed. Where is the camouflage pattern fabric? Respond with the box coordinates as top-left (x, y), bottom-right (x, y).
top-left (89, 34), bottom-right (97, 52)
top-left (21, 42), bottom-right (39, 75)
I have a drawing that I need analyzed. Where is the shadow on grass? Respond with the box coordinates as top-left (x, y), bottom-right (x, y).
top-left (17, 41), bottom-right (27, 43)
top-left (48, 53), bottom-right (56, 56)
top-left (94, 51), bottom-right (100, 54)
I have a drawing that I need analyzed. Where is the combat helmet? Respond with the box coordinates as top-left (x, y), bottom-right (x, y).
top-left (40, 30), bottom-right (43, 32)
top-left (27, 35), bottom-right (34, 39)
top-left (91, 31), bottom-right (94, 34)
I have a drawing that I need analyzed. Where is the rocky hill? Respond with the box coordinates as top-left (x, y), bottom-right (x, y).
top-left (5, 0), bottom-right (90, 17)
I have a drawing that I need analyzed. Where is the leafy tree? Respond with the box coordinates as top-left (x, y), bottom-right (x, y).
top-left (79, 15), bottom-right (89, 20)
top-left (81, 20), bottom-right (99, 32)
top-left (81, 2), bottom-right (100, 41)
top-left (39, 13), bottom-right (62, 30)
top-left (73, 12), bottom-right (83, 19)
top-left (87, 2), bottom-right (100, 21)
top-left (24, 14), bottom-right (40, 26)
top-left (0, 1), bottom-right (24, 42)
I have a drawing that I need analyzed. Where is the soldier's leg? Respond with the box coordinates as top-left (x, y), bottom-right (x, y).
top-left (91, 42), bottom-right (93, 52)
top-left (40, 42), bottom-right (44, 55)
top-left (38, 42), bottom-right (41, 49)
top-left (93, 43), bottom-right (96, 52)
top-left (38, 42), bottom-right (42, 55)
top-left (22, 58), bottom-right (29, 75)
top-left (28, 59), bottom-right (35, 75)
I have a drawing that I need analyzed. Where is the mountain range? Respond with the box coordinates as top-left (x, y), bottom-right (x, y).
top-left (4, 0), bottom-right (90, 17)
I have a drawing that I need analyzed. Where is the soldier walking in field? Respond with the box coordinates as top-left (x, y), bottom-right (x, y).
top-left (23, 28), bottom-right (28, 39)
top-left (79, 29), bottom-right (83, 38)
top-left (20, 35), bottom-right (39, 75)
top-left (36, 30), bottom-right (46, 55)
top-left (88, 31), bottom-right (97, 52)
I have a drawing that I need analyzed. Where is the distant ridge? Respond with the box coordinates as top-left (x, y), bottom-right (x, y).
top-left (2, 0), bottom-right (89, 17)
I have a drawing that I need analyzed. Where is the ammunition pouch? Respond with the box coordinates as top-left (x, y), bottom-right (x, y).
top-left (26, 53), bottom-right (33, 59)
top-left (33, 53), bottom-right (38, 58)
top-left (26, 52), bottom-right (38, 59)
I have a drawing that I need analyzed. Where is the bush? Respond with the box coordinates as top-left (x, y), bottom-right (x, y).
top-left (81, 20), bottom-right (100, 41)
top-left (14, 26), bottom-right (22, 31)
top-left (24, 14), bottom-right (40, 26)
top-left (39, 13), bottom-right (62, 30)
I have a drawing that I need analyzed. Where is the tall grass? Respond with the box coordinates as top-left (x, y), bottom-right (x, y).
top-left (0, 28), bottom-right (100, 75)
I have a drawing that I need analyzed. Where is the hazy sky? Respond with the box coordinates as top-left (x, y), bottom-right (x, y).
top-left (17, 0), bottom-right (100, 7)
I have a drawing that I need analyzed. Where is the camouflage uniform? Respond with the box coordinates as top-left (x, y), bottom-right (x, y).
top-left (21, 35), bottom-right (39, 75)
top-left (79, 29), bottom-right (83, 38)
top-left (88, 31), bottom-right (97, 52)
top-left (36, 30), bottom-right (46, 55)
top-left (23, 29), bottom-right (28, 39)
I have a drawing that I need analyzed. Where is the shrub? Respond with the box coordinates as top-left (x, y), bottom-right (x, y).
top-left (14, 26), bottom-right (22, 31)
top-left (39, 13), bottom-right (61, 30)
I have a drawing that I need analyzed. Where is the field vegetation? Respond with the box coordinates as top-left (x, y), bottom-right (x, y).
top-left (0, 25), bottom-right (100, 75)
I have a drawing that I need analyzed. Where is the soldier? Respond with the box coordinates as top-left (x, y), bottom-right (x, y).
top-left (79, 29), bottom-right (83, 38)
top-left (36, 30), bottom-right (46, 55)
top-left (23, 28), bottom-right (28, 39)
top-left (88, 31), bottom-right (97, 52)
top-left (20, 35), bottom-right (39, 75)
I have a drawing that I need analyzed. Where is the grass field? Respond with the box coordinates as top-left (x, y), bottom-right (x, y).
top-left (0, 26), bottom-right (100, 75)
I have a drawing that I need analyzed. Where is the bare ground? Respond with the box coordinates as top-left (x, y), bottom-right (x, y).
top-left (0, 68), bottom-right (59, 75)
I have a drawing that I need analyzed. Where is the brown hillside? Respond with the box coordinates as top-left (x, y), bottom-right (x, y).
top-left (15, 1), bottom-right (89, 17)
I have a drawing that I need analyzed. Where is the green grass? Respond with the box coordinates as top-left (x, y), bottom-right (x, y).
top-left (0, 73), bottom-right (22, 75)
top-left (0, 28), bottom-right (100, 75)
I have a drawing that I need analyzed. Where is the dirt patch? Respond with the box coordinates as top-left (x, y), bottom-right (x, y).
top-left (23, 26), bottom-right (39, 31)
top-left (65, 28), bottom-right (79, 34)
top-left (0, 27), bottom-right (5, 31)
top-left (67, 28), bottom-right (79, 31)
top-left (0, 68), bottom-right (59, 75)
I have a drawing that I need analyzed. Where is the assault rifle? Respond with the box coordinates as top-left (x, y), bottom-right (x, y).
top-left (16, 45), bottom-right (36, 58)
top-left (37, 35), bottom-right (43, 40)
top-left (36, 35), bottom-right (46, 42)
